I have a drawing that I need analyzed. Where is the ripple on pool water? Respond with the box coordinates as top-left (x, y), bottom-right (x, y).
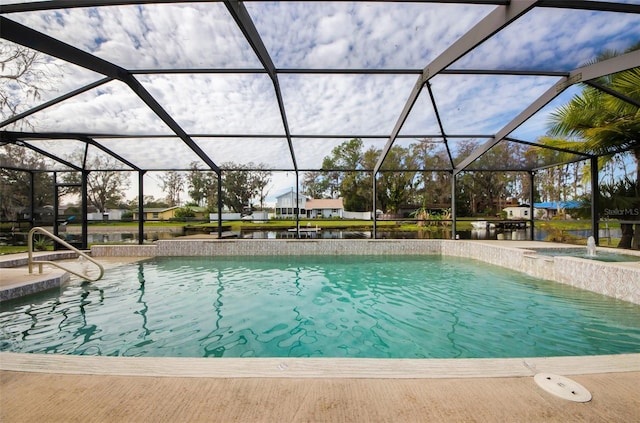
top-left (1, 255), bottom-right (639, 358)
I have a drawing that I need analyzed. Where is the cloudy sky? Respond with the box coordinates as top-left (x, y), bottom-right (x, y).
top-left (1, 1), bottom-right (639, 202)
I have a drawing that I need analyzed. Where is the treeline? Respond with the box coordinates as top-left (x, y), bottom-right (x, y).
top-left (302, 138), bottom-right (590, 217)
top-left (0, 139), bottom-right (602, 220)
top-left (181, 161), bottom-right (272, 213)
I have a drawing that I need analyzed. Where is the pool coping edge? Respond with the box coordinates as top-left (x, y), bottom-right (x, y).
top-left (2, 352), bottom-right (639, 379)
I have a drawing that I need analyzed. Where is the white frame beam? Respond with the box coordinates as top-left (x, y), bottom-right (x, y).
top-left (453, 49), bottom-right (640, 174)
top-left (373, 0), bottom-right (539, 173)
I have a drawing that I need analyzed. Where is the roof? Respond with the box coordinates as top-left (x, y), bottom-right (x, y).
top-left (275, 189), bottom-right (299, 200)
top-left (503, 205), bottom-right (530, 209)
top-left (306, 199), bottom-right (344, 210)
top-left (534, 201), bottom-right (582, 210)
top-left (188, 206), bottom-right (208, 213)
top-left (1, 1), bottom-right (638, 176)
top-left (136, 207), bottom-right (180, 213)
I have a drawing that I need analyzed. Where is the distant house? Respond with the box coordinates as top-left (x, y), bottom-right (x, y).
top-left (87, 208), bottom-right (129, 221)
top-left (275, 189), bottom-right (308, 218)
top-left (305, 198), bottom-right (344, 219)
top-left (534, 201), bottom-right (582, 220)
top-left (132, 207), bottom-right (179, 221)
top-left (503, 205), bottom-right (531, 220)
top-left (275, 189), bottom-right (345, 219)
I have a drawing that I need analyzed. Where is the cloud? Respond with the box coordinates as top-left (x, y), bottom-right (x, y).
top-left (138, 74), bottom-right (285, 135)
top-left (510, 85), bottom-right (584, 141)
top-left (247, 2), bottom-right (493, 68)
top-left (453, 8), bottom-right (640, 70)
top-left (280, 74), bottom-right (417, 135)
top-left (0, 40), bottom-right (104, 123)
top-left (99, 137), bottom-right (207, 170)
top-left (428, 74), bottom-right (559, 134)
top-left (5, 80), bottom-right (171, 134)
top-left (195, 137), bottom-right (293, 169)
top-left (11, 4), bottom-right (261, 68)
top-left (3, 2), bottom-right (637, 202)
top-left (293, 138), bottom-right (388, 170)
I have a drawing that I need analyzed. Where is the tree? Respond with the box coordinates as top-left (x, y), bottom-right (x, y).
top-left (128, 195), bottom-right (169, 209)
top-left (1, 41), bottom-right (59, 128)
top-left (307, 137), bottom-right (535, 216)
top-left (1, 43), bottom-right (59, 222)
top-left (598, 178), bottom-right (639, 247)
top-left (377, 145), bottom-right (418, 214)
top-left (159, 171), bottom-right (185, 207)
top-left (454, 140), bottom-right (522, 216)
top-left (221, 162), bottom-right (272, 213)
top-left (0, 144), bottom-right (54, 221)
top-left (187, 162), bottom-right (218, 208)
top-left (411, 139), bottom-right (451, 208)
top-left (301, 171), bottom-right (329, 199)
top-left (453, 140), bottom-right (482, 216)
top-left (87, 171), bottom-right (129, 213)
top-left (251, 164), bottom-right (272, 210)
top-left (61, 154), bottom-right (131, 213)
top-left (203, 173), bottom-right (220, 213)
top-left (174, 206), bottom-right (196, 219)
top-left (316, 139), bottom-right (373, 211)
top-left (547, 46), bottom-right (640, 248)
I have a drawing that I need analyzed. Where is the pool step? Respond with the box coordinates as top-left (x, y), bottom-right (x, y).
top-left (0, 268), bottom-right (69, 302)
top-left (0, 251), bottom-right (79, 302)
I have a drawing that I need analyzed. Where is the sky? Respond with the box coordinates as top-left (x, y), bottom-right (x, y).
top-left (1, 1), bottom-right (639, 204)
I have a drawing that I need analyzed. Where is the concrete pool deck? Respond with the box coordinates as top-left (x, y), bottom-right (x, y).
top-left (1, 241), bottom-right (640, 421)
top-left (2, 360), bottom-right (639, 422)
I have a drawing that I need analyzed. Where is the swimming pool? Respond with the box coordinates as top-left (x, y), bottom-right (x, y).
top-left (2, 255), bottom-right (639, 358)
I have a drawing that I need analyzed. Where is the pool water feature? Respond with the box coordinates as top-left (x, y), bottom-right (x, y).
top-left (531, 248), bottom-right (640, 262)
top-left (1, 255), bottom-right (639, 359)
top-left (586, 236), bottom-right (597, 258)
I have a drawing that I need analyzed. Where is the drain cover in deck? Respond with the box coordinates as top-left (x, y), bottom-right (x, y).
top-left (534, 373), bottom-right (592, 402)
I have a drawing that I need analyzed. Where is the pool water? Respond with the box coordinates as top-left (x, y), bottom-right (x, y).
top-left (1, 255), bottom-right (639, 358)
top-left (531, 248), bottom-right (640, 262)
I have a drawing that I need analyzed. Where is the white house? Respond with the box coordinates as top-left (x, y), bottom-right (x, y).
top-left (503, 205), bottom-right (531, 220)
top-left (87, 208), bottom-right (129, 221)
top-left (275, 189), bottom-right (345, 219)
top-left (275, 189), bottom-right (308, 218)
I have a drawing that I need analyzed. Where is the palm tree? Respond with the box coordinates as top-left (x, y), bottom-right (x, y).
top-left (595, 178), bottom-right (639, 248)
top-left (546, 46), bottom-right (640, 249)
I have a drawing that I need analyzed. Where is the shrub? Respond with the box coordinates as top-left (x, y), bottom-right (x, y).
top-left (174, 207), bottom-right (196, 218)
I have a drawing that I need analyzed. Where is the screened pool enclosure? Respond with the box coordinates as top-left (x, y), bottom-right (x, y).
top-left (1, 1), bottom-right (639, 247)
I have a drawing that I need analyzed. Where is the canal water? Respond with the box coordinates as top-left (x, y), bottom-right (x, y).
top-left (0, 227), bottom-right (621, 245)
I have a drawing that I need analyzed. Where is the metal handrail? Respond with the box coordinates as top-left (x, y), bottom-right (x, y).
top-left (28, 227), bottom-right (104, 282)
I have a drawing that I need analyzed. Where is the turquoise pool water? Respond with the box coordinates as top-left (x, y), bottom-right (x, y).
top-left (1, 255), bottom-right (639, 358)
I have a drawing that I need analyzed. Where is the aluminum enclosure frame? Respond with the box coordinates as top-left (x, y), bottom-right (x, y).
top-left (2, 1), bottom-right (639, 245)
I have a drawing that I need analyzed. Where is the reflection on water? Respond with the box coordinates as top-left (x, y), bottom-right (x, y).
top-left (246, 230), bottom-right (369, 239)
top-left (245, 229), bottom-right (453, 239)
top-left (2, 255), bottom-right (639, 358)
top-left (0, 230), bottom-right (176, 246)
top-left (64, 232), bottom-right (177, 244)
top-left (0, 227), bottom-right (622, 244)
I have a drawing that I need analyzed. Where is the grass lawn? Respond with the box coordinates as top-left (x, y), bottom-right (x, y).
top-left (0, 245), bottom-right (54, 254)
